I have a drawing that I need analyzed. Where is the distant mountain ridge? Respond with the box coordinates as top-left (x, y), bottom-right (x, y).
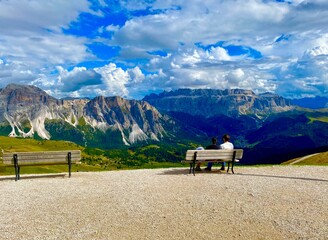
top-left (0, 84), bottom-right (168, 146)
top-left (1, 84), bottom-right (297, 144)
top-left (143, 89), bottom-right (294, 118)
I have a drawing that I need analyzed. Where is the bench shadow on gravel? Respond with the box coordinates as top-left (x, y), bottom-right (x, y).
top-left (0, 173), bottom-right (66, 181)
top-left (158, 168), bottom-right (232, 176)
top-left (236, 173), bottom-right (328, 183)
top-left (158, 168), bottom-right (328, 182)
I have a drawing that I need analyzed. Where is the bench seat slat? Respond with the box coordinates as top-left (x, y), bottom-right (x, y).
top-left (3, 158), bottom-right (81, 165)
top-left (3, 150), bottom-right (80, 157)
top-left (3, 155), bottom-right (81, 161)
top-left (185, 149), bottom-right (243, 161)
top-left (3, 162), bottom-right (77, 167)
top-left (2, 151), bottom-right (81, 165)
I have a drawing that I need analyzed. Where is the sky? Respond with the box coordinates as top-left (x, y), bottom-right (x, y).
top-left (0, 0), bottom-right (327, 100)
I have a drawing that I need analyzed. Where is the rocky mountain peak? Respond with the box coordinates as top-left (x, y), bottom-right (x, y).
top-left (1, 83), bottom-right (56, 105)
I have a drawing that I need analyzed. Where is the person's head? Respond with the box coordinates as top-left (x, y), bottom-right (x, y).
top-left (211, 137), bottom-right (217, 144)
top-left (222, 134), bottom-right (230, 143)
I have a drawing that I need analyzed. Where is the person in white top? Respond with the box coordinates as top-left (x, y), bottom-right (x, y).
top-left (205, 134), bottom-right (234, 171)
top-left (220, 137), bottom-right (234, 150)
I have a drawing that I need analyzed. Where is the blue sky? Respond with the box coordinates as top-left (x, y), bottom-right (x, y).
top-left (0, 0), bottom-right (327, 99)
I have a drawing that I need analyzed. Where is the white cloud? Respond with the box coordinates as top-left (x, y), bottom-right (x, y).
top-left (94, 63), bottom-right (131, 97)
top-left (1, 0), bottom-right (328, 99)
top-left (110, 0), bottom-right (291, 53)
top-left (105, 24), bottom-right (120, 32)
top-left (56, 66), bottom-right (102, 92)
top-left (127, 67), bottom-right (145, 84)
top-left (0, 0), bottom-right (94, 87)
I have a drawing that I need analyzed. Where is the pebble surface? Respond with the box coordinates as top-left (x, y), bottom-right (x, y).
top-left (0, 165), bottom-right (327, 240)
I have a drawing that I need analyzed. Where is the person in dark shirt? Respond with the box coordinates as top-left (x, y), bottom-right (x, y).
top-left (195, 135), bottom-right (233, 171)
top-left (206, 134), bottom-right (233, 171)
top-left (195, 137), bottom-right (220, 171)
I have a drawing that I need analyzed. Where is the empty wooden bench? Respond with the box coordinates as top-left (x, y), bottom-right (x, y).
top-left (2, 150), bottom-right (81, 181)
top-left (182, 149), bottom-right (243, 175)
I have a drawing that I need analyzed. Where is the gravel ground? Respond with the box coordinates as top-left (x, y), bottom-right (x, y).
top-left (0, 166), bottom-right (327, 240)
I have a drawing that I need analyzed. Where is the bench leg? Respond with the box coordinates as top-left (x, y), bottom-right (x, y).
top-left (189, 162), bottom-right (196, 175)
top-left (14, 165), bottom-right (18, 181)
top-left (227, 162), bottom-right (230, 173)
top-left (192, 152), bottom-right (197, 176)
top-left (14, 154), bottom-right (19, 181)
top-left (231, 151), bottom-right (236, 174)
top-left (13, 166), bottom-right (21, 180)
top-left (68, 152), bottom-right (72, 178)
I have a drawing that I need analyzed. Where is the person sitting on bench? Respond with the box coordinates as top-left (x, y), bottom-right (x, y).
top-left (195, 134), bottom-right (234, 171)
top-left (195, 137), bottom-right (220, 171)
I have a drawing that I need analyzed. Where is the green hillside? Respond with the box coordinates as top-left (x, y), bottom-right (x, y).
top-left (0, 136), bottom-right (105, 175)
top-left (0, 136), bottom-right (83, 152)
top-left (0, 136), bottom-right (187, 176)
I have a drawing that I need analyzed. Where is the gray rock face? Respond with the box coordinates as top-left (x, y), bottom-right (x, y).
top-left (143, 89), bottom-right (294, 118)
top-left (83, 96), bottom-right (166, 144)
top-left (0, 84), bottom-right (166, 144)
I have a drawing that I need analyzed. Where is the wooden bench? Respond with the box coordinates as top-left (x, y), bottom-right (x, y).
top-left (2, 150), bottom-right (81, 181)
top-left (182, 149), bottom-right (243, 175)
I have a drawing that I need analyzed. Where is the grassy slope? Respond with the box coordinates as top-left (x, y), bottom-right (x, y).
top-left (282, 151), bottom-right (328, 165)
top-left (0, 137), bottom-right (185, 176)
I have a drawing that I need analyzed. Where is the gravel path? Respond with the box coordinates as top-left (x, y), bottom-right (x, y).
top-left (0, 166), bottom-right (327, 240)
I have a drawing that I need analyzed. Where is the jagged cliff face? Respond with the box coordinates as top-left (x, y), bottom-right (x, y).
top-left (143, 89), bottom-right (294, 118)
top-left (0, 84), bottom-right (166, 144)
top-left (83, 96), bottom-right (166, 144)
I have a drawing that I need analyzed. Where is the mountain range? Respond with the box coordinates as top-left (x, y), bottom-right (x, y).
top-left (143, 89), bottom-right (293, 118)
top-left (0, 84), bottom-right (170, 147)
top-left (0, 84), bottom-right (327, 164)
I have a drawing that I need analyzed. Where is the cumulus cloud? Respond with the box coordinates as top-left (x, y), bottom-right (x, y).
top-left (1, 0), bottom-right (328, 99)
top-left (0, 0), bottom-right (94, 88)
top-left (56, 66), bottom-right (102, 92)
top-left (127, 67), bottom-right (145, 84)
top-left (0, 59), bottom-right (38, 86)
top-left (105, 24), bottom-right (120, 32)
top-left (141, 44), bottom-right (277, 95)
top-left (276, 46), bottom-right (328, 98)
top-left (110, 0), bottom-right (290, 53)
top-left (93, 63), bottom-right (129, 97)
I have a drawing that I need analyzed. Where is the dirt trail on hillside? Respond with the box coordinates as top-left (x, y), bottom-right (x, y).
top-left (0, 166), bottom-right (327, 240)
top-left (289, 153), bottom-right (319, 165)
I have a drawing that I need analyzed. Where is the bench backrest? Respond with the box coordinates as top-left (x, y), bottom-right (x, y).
top-left (185, 149), bottom-right (243, 161)
top-left (2, 150), bottom-right (81, 166)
